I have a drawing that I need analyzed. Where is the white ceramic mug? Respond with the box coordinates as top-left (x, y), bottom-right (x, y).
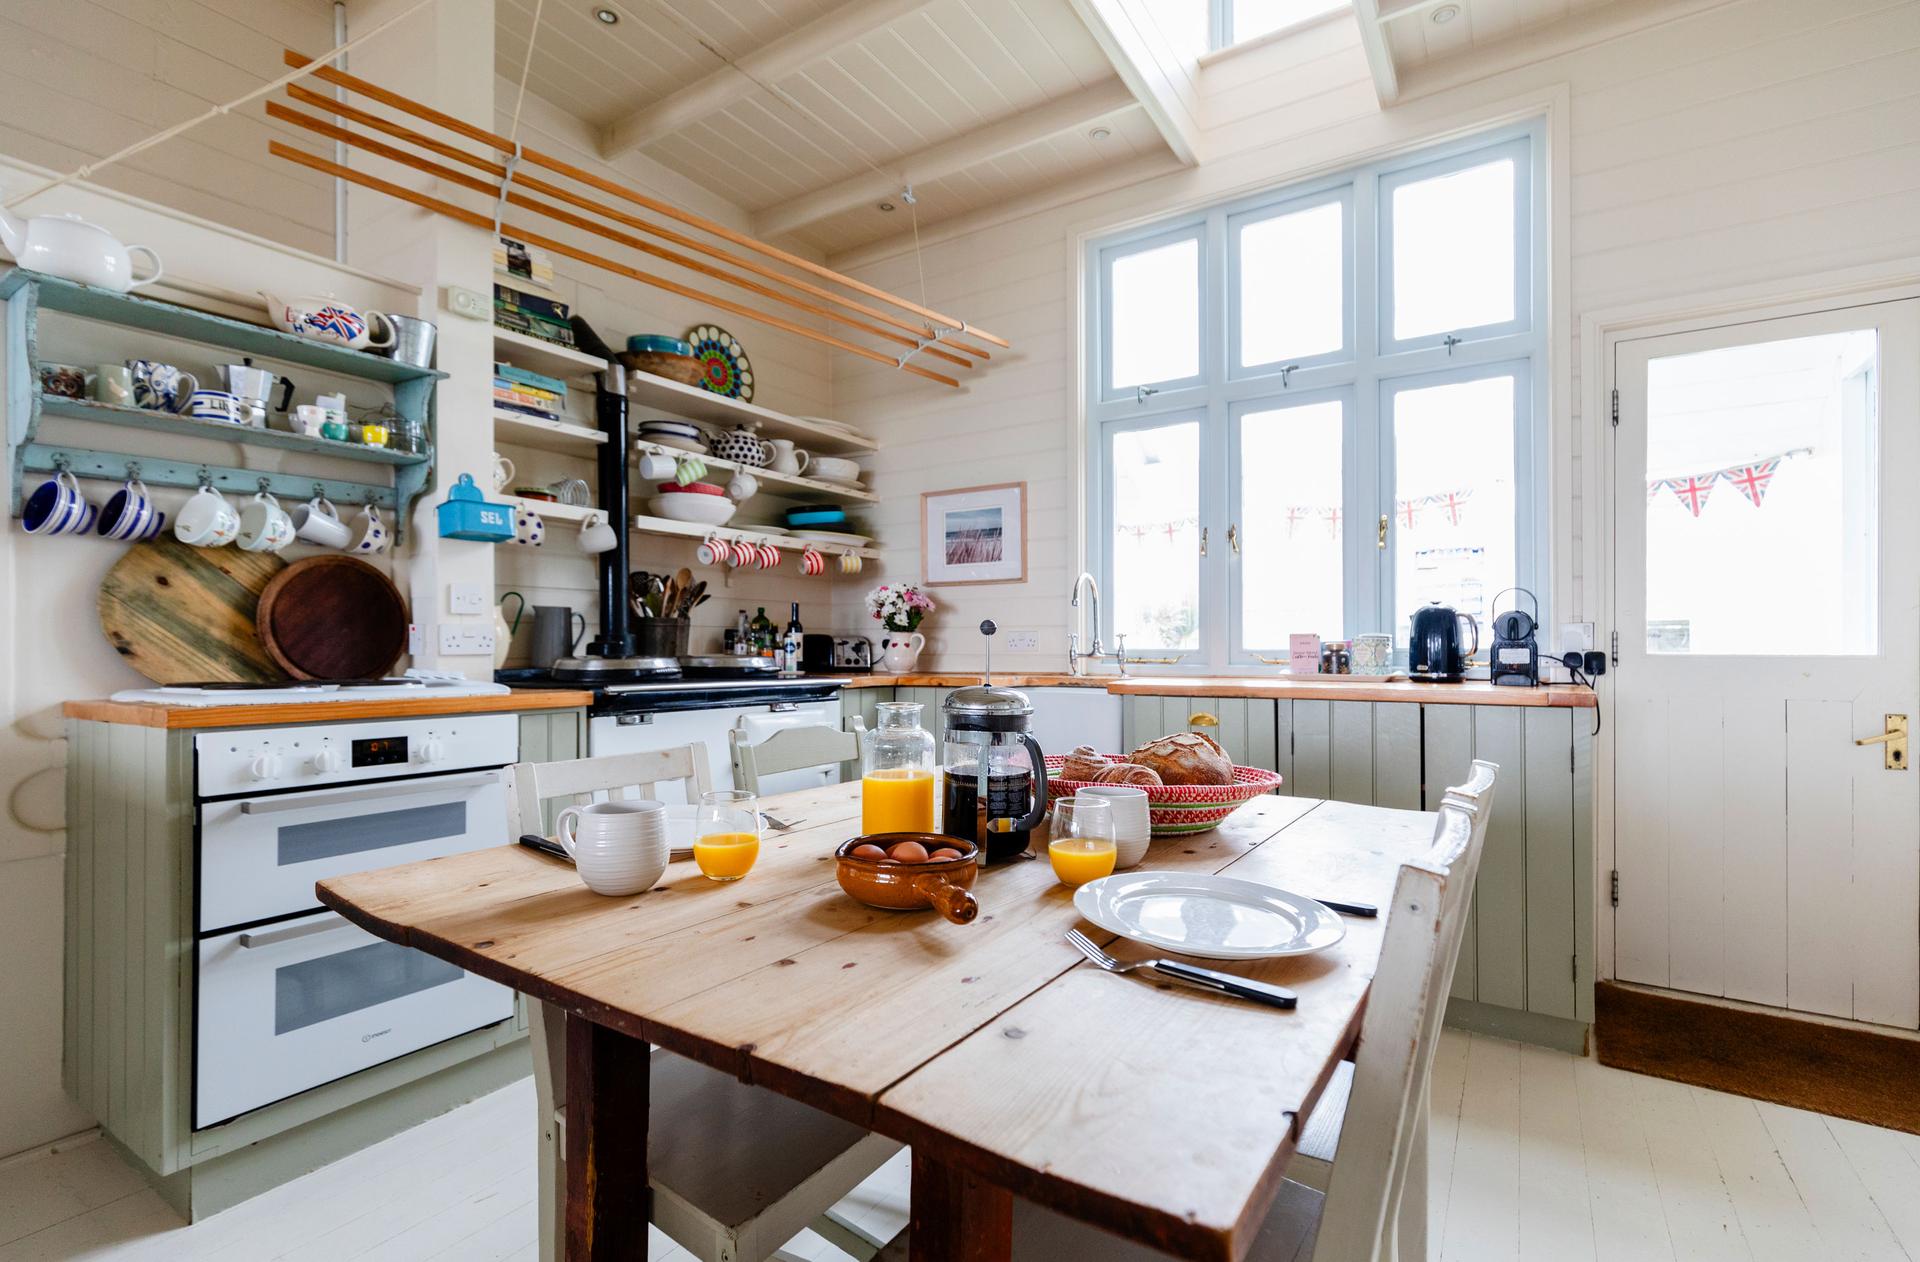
top-left (349, 504), bottom-right (389, 554)
top-left (726, 471), bottom-right (759, 501)
top-left (291, 404), bottom-right (327, 437)
top-left (512, 507), bottom-right (545, 548)
top-left (492, 452), bottom-right (515, 492)
top-left (238, 491), bottom-right (295, 552)
top-left (175, 485), bottom-right (241, 547)
top-left (290, 495), bottom-right (353, 548)
top-left (1073, 785), bottom-right (1152, 869)
top-left (186, 389), bottom-right (246, 425)
top-left (554, 800), bottom-right (668, 896)
top-left (578, 512), bottom-right (617, 554)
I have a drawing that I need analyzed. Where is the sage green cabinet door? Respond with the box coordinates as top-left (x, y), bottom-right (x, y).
top-left (1525, 708), bottom-right (1578, 1020)
top-left (1123, 696), bottom-right (1278, 773)
top-left (1472, 706), bottom-right (1529, 1012)
top-left (1372, 703), bottom-right (1422, 809)
top-left (1290, 701), bottom-right (1332, 799)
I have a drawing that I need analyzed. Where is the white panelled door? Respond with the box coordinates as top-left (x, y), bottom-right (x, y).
top-left (1612, 299), bottom-right (1920, 1029)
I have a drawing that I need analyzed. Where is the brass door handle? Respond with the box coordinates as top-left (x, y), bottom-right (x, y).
top-left (1378, 514), bottom-right (1389, 549)
top-left (1856, 714), bottom-right (1908, 769)
top-left (1189, 712), bottom-right (1220, 728)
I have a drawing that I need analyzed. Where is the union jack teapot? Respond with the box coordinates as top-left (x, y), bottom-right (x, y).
top-left (259, 291), bottom-right (396, 351)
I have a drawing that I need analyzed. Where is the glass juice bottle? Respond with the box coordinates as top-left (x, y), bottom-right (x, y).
top-left (861, 702), bottom-right (937, 834)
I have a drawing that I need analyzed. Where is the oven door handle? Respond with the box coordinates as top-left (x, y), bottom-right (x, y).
top-left (237, 915), bottom-right (356, 950)
top-left (239, 770), bottom-right (501, 815)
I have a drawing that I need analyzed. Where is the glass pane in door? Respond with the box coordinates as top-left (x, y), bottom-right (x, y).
top-left (1110, 421), bottom-right (1200, 651)
top-left (277, 801), bottom-right (468, 866)
top-left (1644, 329), bottom-right (1878, 655)
top-left (1240, 399), bottom-right (1344, 645)
top-left (1389, 373), bottom-right (1517, 647)
top-left (275, 940), bottom-right (463, 1035)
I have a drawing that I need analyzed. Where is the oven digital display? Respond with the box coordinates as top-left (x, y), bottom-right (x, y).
top-left (351, 736), bottom-right (409, 767)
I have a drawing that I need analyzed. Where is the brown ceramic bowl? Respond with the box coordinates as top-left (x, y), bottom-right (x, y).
top-left (834, 833), bottom-right (979, 925)
top-left (618, 349), bottom-right (706, 387)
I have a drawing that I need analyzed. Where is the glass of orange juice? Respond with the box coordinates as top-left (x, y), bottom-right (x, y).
top-left (693, 790), bottom-right (760, 882)
top-left (1048, 796), bottom-right (1116, 887)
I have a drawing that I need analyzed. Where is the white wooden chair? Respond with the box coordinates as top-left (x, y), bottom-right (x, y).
top-left (729, 723), bottom-right (861, 794)
top-left (507, 746), bottom-right (905, 1262)
top-left (957, 764), bottom-right (1498, 1262)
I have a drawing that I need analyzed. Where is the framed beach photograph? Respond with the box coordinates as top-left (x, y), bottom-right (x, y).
top-left (921, 481), bottom-right (1027, 585)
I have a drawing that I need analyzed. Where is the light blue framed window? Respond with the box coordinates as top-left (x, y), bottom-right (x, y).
top-left (1085, 122), bottom-right (1548, 673)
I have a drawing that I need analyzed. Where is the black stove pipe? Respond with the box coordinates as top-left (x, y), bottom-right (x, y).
top-left (586, 362), bottom-right (633, 658)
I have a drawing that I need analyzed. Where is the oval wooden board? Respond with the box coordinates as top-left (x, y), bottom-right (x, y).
top-left (255, 555), bottom-right (408, 681)
top-left (98, 538), bottom-right (288, 684)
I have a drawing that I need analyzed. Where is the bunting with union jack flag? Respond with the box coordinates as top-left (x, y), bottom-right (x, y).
top-left (1648, 448), bottom-right (1807, 515)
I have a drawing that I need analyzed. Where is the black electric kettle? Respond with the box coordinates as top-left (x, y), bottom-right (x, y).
top-left (1408, 603), bottom-right (1478, 682)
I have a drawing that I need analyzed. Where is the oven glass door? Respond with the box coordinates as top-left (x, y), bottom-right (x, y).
top-left (198, 770), bottom-right (508, 932)
top-left (195, 910), bottom-right (513, 1129)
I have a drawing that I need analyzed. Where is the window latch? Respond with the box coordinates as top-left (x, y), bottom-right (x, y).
top-left (1199, 526), bottom-right (1208, 557)
top-left (1442, 334), bottom-right (1462, 357)
top-left (1228, 523), bottom-right (1240, 555)
top-left (1280, 364), bottom-right (1299, 387)
top-left (1378, 513), bottom-right (1389, 549)
top-left (1135, 384), bottom-right (1160, 404)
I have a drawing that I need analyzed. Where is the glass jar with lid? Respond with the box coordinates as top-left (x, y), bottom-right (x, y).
top-left (860, 702), bottom-right (937, 835)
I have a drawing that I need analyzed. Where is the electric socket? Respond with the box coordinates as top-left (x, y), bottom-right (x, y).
top-left (1003, 630), bottom-right (1040, 652)
top-left (1559, 622), bottom-right (1594, 655)
top-left (448, 582), bottom-right (487, 615)
top-left (438, 625), bottom-right (496, 656)
top-left (445, 285), bottom-right (488, 321)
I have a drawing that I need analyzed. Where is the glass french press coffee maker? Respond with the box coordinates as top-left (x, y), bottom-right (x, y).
top-left (940, 621), bottom-right (1050, 865)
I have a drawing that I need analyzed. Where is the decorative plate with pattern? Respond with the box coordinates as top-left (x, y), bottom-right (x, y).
top-left (685, 325), bottom-right (753, 401)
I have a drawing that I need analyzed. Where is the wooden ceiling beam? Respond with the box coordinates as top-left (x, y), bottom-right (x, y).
top-left (751, 78), bottom-right (1139, 239)
top-left (598, 0), bottom-right (937, 159)
top-left (1065, 0), bottom-right (1201, 167)
top-left (1350, 0), bottom-right (1401, 104)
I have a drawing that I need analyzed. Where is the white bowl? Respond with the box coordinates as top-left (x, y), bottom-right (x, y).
top-left (809, 456), bottom-right (864, 484)
top-left (647, 494), bottom-right (737, 526)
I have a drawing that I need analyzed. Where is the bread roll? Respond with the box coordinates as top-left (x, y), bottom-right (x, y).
top-left (1128, 732), bottom-right (1234, 786)
top-left (1060, 745), bottom-right (1111, 781)
top-left (1093, 762), bottom-right (1162, 786)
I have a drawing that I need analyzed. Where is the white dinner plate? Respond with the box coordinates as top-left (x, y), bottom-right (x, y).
top-left (790, 529), bottom-right (872, 546)
top-left (1073, 872), bottom-right (1346, 961)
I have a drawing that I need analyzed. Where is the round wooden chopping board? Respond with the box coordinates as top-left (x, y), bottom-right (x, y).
top-left (255, 555), bottom-right (409, 680)
top-left (98, 538), bottom-right (289, 684)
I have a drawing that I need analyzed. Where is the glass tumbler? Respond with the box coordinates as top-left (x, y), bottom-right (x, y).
top-left (1047, 796), bottom-right (1116, 887)
top-left (694, 789), bottom-right (761, 882)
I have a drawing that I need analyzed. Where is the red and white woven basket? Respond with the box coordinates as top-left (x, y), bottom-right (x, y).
top-left (1044, 755), bottom-right (1284, 835)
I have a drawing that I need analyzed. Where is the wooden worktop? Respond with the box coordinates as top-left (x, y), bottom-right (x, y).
top-left (845, 672), bottom-right (1597, 707)
top-left (63, 687), bottom-right (594, 729)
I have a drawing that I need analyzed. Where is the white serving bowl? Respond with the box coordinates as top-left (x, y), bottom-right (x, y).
top-left (647, 494), bottom-right (737, 526)
top-left (809, 455), bottom-right (864, 484)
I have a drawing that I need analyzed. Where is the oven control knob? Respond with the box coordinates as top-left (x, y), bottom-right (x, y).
top-left (418, 738), bottom-right (447, 766)
top-left (310, 748), bottom-right (344, 775)
top-left (249, 751), bottom-right (285, 782)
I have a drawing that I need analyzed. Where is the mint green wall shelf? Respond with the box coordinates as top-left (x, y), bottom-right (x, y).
top-left (2, 268), bottom-right (443, 539)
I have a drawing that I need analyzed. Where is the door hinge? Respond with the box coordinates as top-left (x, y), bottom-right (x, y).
top-left (1610, 630), bottom-right (1619, 666)
top-left (1609, 869), bottom-right (1620, 907)
top-left (1610, 388), bottom-right (1620, 425)
top-left (1572, 953), bottom-right (1579, 982)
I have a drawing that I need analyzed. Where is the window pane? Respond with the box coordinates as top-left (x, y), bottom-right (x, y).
top-left (1391, 374), bottom-right (1517, 649)
top-left (1241, 401), bottom-right (1344, 645)
top-left (1110, 238), bottom-right (1199, 391)
top-left (1644, 330), bottom-right (1878, 655)
top-left (1111, 422), bottom-right (1200, 651)
top-left (1391, 157), bottom-right (1515, 341)
top-left (1239, 201), bottom-right (1344, 367)
top-left (1232, 0), bottom-right (1347, 42)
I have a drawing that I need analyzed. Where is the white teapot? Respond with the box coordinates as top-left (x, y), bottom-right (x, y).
top-left (0, 208), bottom-right (161, 292)
top-left (259, 291), bottom-right (395, 351)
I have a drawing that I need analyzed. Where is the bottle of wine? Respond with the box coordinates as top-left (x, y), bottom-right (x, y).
top-left (782, 602), bottom-right (804, 674)
top-left (750, 607), bottom-right (773, 657)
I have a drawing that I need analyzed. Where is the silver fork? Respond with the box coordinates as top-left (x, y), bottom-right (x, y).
top-left (1065, 929), bottom-right (1297, 1010)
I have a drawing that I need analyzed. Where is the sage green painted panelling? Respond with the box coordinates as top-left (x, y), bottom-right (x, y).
top-left (1273, 700), bottom-right (1295, 792)
top-left (1239, 698), bottom-right (1278, 773)
top-left (1291, 700), bottom-right (1332, 799)
top-left (1573, 716), bottom-right (1596, 1024)
top-left (1329, 702), bottom-right (1374, 805)
top-left (1373, 703), bottom-right (1422, 809)
top-left (1423, 704), bottom-right (1477, 1001)
top-left (1472, 707), bottom-right (1528, 1011)
top-left (103, 724), bottom-right (138, 1144)
top-left (1524, 709), bottom-right (1577, 1021)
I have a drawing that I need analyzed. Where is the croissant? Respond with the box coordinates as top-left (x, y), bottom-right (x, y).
top-left (1093, 762), bottom-right (1162, 786)
top-left (1060, 744), bottom-right (1111, 781)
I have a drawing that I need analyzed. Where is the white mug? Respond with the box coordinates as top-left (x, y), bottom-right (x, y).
top-left (726, 471), bottom-right (759, 501)
top-left (292, 404), bottom-right (328, 437)
top-left (492, 452), bottom-right (515, 493)
top-left (636, 452), bottom-right (677, 482)
top-left (175, 486), bottom-right (241, 547)
top-left (350, 504), bottom-right (389, 554)
top-left (238, 491), bottom-right (295, 552)
top-left (185, 389), bottom-right (246, 425)
top-left (578, 512), bottom-right (617, 554)
top-left (1073, 785), bottom-right (1152, 869)
top-left (290, 495), bottom-right (353, 548)
top-left (554, 800), bottom-right (668, 896)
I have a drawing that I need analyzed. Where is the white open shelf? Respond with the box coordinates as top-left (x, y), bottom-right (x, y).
top-left (629, 437), bottom-right (877, 504)
top-left (493, 328), bottom-right (606, 381)
top-left (628, 512), bottom-right (881, 559)
top-left (499, 494), bottom-right (604, 526)
top-left (626, 370), bottom-right (877, 455)
top-left (493, 409), bottom-right (606, 455)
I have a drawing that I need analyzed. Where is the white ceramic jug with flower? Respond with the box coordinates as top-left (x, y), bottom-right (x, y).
top-left (866, 583), bottom-right (935, 673)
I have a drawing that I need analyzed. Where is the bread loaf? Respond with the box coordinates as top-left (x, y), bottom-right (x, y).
top-left (1128, 732), bottom-right (1234, 786)
top-left (1093, 762), bottom-right (1162, 786)
top-left (1060, 745), bottom-right (1111, 781)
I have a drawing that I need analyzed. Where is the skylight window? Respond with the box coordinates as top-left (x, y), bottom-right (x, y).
top-left (1215, 0), bottom-right (1349, 48)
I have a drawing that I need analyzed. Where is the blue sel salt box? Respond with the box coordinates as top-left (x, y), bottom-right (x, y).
top-left (438, 473), bottom-right (514, 542)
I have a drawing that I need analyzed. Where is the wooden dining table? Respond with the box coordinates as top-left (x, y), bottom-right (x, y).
top-left (316, 782), bottom-right (1437, 1262)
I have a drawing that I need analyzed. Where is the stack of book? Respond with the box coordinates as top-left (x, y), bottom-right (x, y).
top-left (494, 362), bottom-right (570, 421)
top-left (494, 234), bottom-right (555, 287)
top-left (495, 282), bottom-right (575, 349)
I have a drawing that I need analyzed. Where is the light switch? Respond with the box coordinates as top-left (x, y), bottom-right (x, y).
top-left (448, 582), bottom-right (487, 615)
top-left (445, 285), bottom-right (489, 321)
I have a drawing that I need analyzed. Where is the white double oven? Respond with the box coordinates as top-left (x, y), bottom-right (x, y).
top-left (192, 714), bottom-right (518, 1130)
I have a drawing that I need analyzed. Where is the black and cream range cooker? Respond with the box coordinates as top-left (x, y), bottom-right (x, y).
top-left (190, 711), bottom-right (517, 1129)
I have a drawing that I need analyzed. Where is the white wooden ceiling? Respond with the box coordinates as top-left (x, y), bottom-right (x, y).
top-left (495, 0), bottom-right (1148, 253)
top-left (1379, 0), bottom-right (1620, 71)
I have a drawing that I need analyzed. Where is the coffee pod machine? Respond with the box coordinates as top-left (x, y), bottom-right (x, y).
top-left (940, 621), bottom-right (1049, 865)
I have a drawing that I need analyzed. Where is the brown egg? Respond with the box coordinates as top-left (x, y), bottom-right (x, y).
top-left (851, 843), bottom-right (887, 861)
top-left (888, 840), bottom-right (930, 863)
top-left (929, 848), bottom-right (963, 862)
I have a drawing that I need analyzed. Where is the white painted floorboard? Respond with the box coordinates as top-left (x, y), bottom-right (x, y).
top-left (2, 1030), bottom-right (1917, 1261)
